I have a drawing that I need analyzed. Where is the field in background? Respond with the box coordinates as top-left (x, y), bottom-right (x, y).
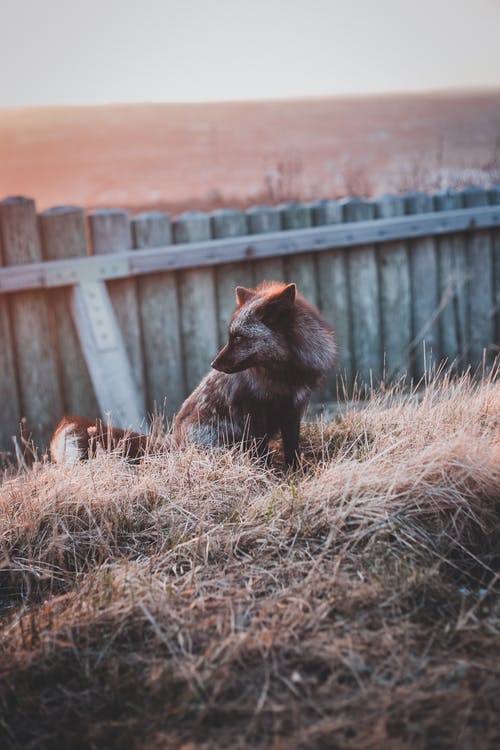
top-left (1, 89), bottom-right (500, 213)
top-left (1, 372), bottom-right (499, 749)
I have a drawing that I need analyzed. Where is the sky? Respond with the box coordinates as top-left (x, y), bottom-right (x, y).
top-left (1, 0), bottom-right (500, 107)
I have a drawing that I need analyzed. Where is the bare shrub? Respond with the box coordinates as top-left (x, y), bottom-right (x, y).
top-left (340, 162), bottom-right (374, 197)
top-left (391, 131), bottom-right (500, 194)
top-left (262, 156), bottom-right (305, 203)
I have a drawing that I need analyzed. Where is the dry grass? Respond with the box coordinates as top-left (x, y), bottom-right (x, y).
top-left (1, 373), bottom-right (499, 749)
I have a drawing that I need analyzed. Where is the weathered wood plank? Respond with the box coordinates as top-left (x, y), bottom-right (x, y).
top-left (132, 212), bottom-right (184, 416)
top-left (433, 190), bottom-right (467, 370)
top-left (494, 231), bottom-right (500, 356)
top-left (39, 205), bottom-right (99, 417)
top-left (247, 206), bottom-right (284, 283)
top-left (281, 202), bottom-right (312, 230)
top-left (281, 202), bottom-right (318, 306)
top-left (314, 200), bottom-right (349, 395)
top-left (462, 187), bottom-right (495, 368)
top-left (212, 209), bottom-right (253, 346)
top-left (71, 280), bottom-right (146, 431)
top-left (312, 199), bottom-right (343, 227)
top-left (0, 226), bottom-right (20, 454)
top-left (405, 192), bottom-right (439, 379)
top-left (343, 198), bottom-right (381, 388)
top-left (488, 185), bottom-right (500, 205)
top-left (375, 194), bottom-right (411, 380)
top-left (489, 186), bottom-right (500, 352)
top-left (0, 197), bottom-right (62, 449)
top-left (88, 209), bottom-right (146, 408)
top-left (174, 212), bottom-right (218, 395)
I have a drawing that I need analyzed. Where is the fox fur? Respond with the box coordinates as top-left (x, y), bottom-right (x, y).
top-left (173, 281), bottom-right (336, 466)
top-left (50, 416), bottom-right (149, 466)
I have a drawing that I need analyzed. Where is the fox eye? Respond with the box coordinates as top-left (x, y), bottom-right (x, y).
top-left (232, 333), bottom-right (243, 342)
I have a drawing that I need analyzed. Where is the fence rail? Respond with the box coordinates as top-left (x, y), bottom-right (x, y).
top-left (0, 187), bottom-right (499, 454)
top-left (1, 203), bottom-right (500, 292)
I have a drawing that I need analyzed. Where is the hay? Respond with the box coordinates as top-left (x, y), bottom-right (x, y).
top-left (1, 373), bottom-right (499, 749)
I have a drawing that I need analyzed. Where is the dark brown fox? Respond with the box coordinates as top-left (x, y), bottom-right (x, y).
top-left (50, 282), bottom-right (335, 467)
top-left (173, 281), bottom-right (336, 466)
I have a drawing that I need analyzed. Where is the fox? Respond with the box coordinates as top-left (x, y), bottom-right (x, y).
top-left (50, 282), bottom-right (336, 468)
top-left (173, 281), bottom-right (336, 467)
top-left (50, 416), bottom-right (150, 466)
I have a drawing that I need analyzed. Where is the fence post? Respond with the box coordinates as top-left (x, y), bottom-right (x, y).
top-left (247, 205), bottom-right (284, 282)
top-left (313, 200), bottom-right (348, 395)
top-left (405, 192), bottom-right (439, 379)
top-left (0, 197), bottom-right (62, 449)
top-left (174, 212), bottom-right (218, 395)
top-left (342, 197), bottom-right (381, 389)
top-left (489, 185), bottom-right (500, 351)
top-left (280, 202), bottom-right (318, 306)
top-left (0, 212), bottom-right (21, 456)
top-left (39, 205), bottom-right (100, 417)
top-left (88, 209), bottom-right (146, 407)
top-left (433, 190), bottom-right (467, 369)
top-left (461, 187), bottom-right (495, 368)
top-left (211, 209), bottom-right (252, 346)
top-left (132, 212), bottom-right (184, 416)
top-left (375, 194), bottom-right (411, 380)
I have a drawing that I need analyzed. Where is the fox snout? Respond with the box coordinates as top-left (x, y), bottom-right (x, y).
top-left (211, 343), bottom-right (249, 374)
top-left (211, 344), bottom-right (236, 373)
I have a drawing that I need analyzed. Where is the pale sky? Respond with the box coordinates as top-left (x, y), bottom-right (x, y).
top-left (1, 0), bottom-right (500, 107)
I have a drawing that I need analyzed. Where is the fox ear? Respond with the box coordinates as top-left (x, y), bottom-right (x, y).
top-left (235, 286), bottom-right (256, 306)
top-left (278, 283), bottom-right (296, 305)
top-left (262, 283), bottom-right (296, 322)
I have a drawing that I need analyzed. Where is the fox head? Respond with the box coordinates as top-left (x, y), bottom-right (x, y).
top-left (211, 283), bottom-right (297, 374)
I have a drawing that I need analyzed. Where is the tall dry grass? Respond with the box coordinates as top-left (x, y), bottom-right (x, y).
top-left (0, 371), bottom-right (499, 749)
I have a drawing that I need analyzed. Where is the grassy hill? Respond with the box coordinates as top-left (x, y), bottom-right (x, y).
top-left (1, 373), bottom-right (499, 749)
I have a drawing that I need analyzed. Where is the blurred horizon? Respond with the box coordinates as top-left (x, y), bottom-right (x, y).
top-left (1, 84), bottom-right (500, 111)
top-left (2, 89), bottom-right (500, 212)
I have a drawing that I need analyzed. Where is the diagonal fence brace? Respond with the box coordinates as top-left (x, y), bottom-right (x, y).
top-left (71, 280), bottom-right (146, 431)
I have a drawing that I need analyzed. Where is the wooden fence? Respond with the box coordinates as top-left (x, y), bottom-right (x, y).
top-left (0, 186), bottom-right (499, 455)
